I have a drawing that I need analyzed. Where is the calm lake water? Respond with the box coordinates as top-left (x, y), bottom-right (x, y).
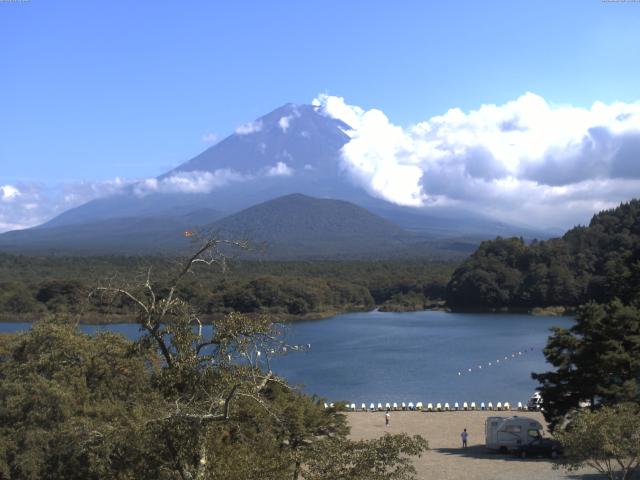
top-left (0, 310), bottom-right (572, 406)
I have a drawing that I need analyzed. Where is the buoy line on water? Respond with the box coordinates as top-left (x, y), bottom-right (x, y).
top-left (456, 346), bottom-right (538, 377)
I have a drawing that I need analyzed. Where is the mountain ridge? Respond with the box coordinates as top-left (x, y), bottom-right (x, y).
top-left (1, 102), bottom-right (554, 255)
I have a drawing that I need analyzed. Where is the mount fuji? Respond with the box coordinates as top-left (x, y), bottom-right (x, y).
top-left (0, 103), bottom-right (549, 257)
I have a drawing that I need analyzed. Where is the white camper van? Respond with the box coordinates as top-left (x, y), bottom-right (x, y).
top-left (485, 416), bottom-right (544, 453)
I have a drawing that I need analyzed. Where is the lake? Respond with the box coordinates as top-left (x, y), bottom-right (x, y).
top-left (0, 310), bottom-right (572, 406)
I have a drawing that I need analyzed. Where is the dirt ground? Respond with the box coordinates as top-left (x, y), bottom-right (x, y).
top-left (346, 410), bottom-right (607, 480)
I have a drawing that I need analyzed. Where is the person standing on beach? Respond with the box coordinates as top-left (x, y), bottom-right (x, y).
top-left (461, 428), bottom-right (468, 448)
top-left (385, 412), bottom-right (390, 427)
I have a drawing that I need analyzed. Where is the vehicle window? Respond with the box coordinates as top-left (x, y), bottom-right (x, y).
top-left (504, 425), bottom-right (521, 433)
top-left (528, 429), bottom-right (540, 438)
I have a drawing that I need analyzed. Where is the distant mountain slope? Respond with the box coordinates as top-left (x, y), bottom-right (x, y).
top-left (1, 102), bottom-right (553, 255)
top-left (446, 199), bottom-right (640, 309)
top-left (0, 193), bottom-right (479, 258)
top-left (167, 104), bottom-right (350, 175)
top-left (40, 103), bottom-right (353, 229)
top-left (0, 210), bottom-right (222, 255)
top-left (208, 194), bottom-right (415, 258)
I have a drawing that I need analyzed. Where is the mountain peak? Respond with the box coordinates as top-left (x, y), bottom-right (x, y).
top-left (166, 102), bottom-right (351, 176)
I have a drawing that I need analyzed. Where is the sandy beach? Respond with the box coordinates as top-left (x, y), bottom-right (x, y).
top-left (346, 410), bottom-right (605, 480)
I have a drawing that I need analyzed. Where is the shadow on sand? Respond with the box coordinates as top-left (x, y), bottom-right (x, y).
top-left (433, 448), bottom-right (637, 479)
top-left (433, 445), bottom-right (554, 463)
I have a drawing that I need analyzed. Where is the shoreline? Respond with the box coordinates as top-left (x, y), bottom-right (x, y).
top-left (0, 303), bottom-right (575, 324)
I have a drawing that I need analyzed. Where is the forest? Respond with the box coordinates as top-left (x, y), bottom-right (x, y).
top-left (446, 199), bottom-right (640, 310)
top-left (0, 255), bottom-right (454, 322)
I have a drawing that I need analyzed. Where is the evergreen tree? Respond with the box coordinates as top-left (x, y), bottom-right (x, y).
top-left (532, 300), bottom-right (640, 429)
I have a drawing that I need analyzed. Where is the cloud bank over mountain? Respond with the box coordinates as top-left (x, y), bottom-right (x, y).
top-left (314, 93), bottom-right (640, 227)
top-left (2, 93), bottom-right (640, 233)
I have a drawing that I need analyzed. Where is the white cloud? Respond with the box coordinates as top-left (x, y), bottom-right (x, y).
top-left (314, 92), bottom-right (640, 227)
top-left (278, 116), bottom-right (291, 133)
top-left (202, 132), bottom-right (218, 143)
top-left (134, 169), bottom-right (250, 197)
top-left (265, 162), bottom-right (293, 177)
top-left (235, 120), bottom-right (263, 135)
top-left (1, 185), bottom-right (21, 201)
top-left (0, 179), bottom-right (130, 233)
top-left (278, 105), bottom-right (301, 133)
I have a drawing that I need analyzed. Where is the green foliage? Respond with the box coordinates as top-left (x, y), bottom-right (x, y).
top-left (0, 321), bottom-right (163, 480)
top-left (555, 404), bottom-right (640, 480)
top-left (0, 256), bottom-right (455, 321)
top-left (0, 241), bottom-right (428, 479)
top-left (447, 199), bottom-right (640, 309)
top-left (302, 433), bottom-right (428, 480)
top-left (532, 300), bottom-right (640, 429)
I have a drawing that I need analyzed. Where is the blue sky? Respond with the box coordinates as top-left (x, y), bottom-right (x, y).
top-left (1, 0), bottom-right (640, 230)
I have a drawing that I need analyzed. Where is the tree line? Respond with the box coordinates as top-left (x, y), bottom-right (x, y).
top-left (0, 240), bottom-right (428, 479)
top-left (446, 199), bottom-right (640, 310)
top-left (0, 256), bottom-right (453, 321)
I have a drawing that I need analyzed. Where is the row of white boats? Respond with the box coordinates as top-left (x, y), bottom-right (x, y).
top-left (324, 400), bottom-right (541, 412)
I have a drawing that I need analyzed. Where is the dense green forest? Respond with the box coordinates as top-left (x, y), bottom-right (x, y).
top-left (446, 199), bottom-right (640, 310)
top-left (0, 254), bottom-right (454, 322)
top-left (0, 244), bottom-right (428, 479)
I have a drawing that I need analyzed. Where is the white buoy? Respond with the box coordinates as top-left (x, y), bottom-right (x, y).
top-left (458, 371), bottom-right (461, 376)
top-left (468, 368), bottom-right (472, 372)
